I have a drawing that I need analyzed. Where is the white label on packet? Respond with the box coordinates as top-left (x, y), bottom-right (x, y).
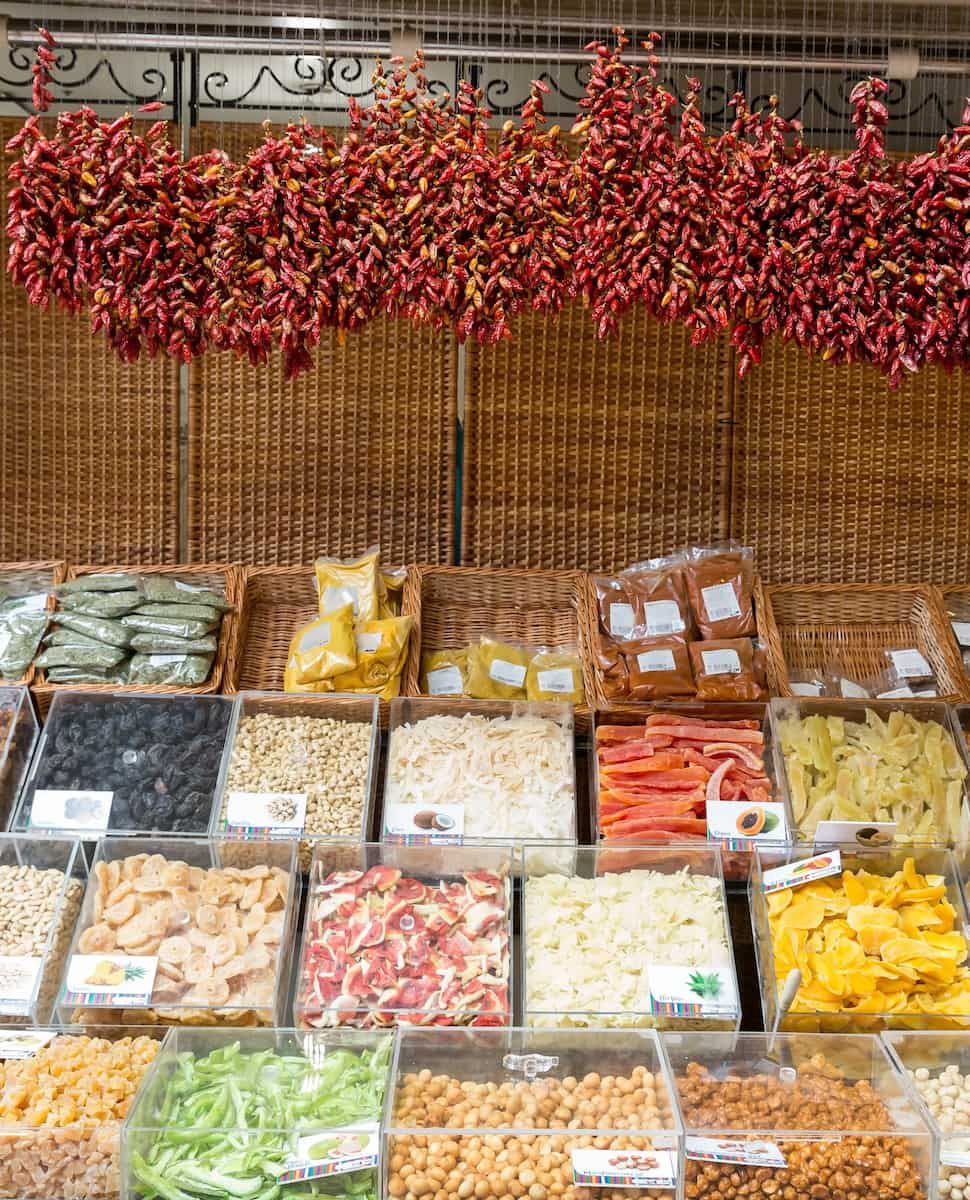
top-left (815, 820), bottom-right (895, 848)
top-left (356, 631), bottom-right (382, 654)
top-left (762, 850), bottom-right (842, 894)
top-left (426, 665), bottom-right (463, 696)
top-left (277, 1121), bottom-right (380, 1184)
top-left (700, 582), bottom-right (742, 622)
top-left (225, 791), bottom-right (307, 835)
top-left (384, 802), bottom-right (464, 843)
top-left (890, 648), bottom-right (932, 679)
top-left (648, 964), bottom-right (738, 1017)
top-left (0, 1030), bottom-right (56, 1059)
top-left (609, 602), bottom-right (636, 639)
top-left (0, 956), bottom-right (43, 1015)
top-left (685, 1137), bottom-right (787, 1169)
top-left (148, 654), bottom-right (185, 665)
top-left (789, 681), bottom-right (823, 697)
top-left (637, 648), bottom-right (676, 673)
top-left (31, 789), bottom-right (113, 831)
top-left (489, 658), bottom-right (526, 688)
top-left (707, 800), bottom-right (789, 842)
top-left (572, 1147), bottom-right (676, 1190)
top-left (62, 954), bottom-right (157, 1006)
top-left (953, 621), bottom-right (970, 648)
top-left (174, 580), bottom-right (207, 594)
top-left (643, 600), bottom-right (685, 637)
top-left (298, 622), bottom-right (332, 652)
top-left (537, 668), bottom-right (576, 694)
top-left (321, 584), bottom-right (359, 617)
top-left (839, 677), bottom-right (870, 699)
top-left (0, 630), bottom-right (11, 658)
top-left (701, 649), bottom-right (741, 675)
top-left (877, 686), bottom-right (915, 699)
top-left (16, 593), bottom-right (49, 612)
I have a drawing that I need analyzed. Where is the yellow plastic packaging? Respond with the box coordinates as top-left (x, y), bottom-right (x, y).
top-left (526, 647), bottom-right (585, 703)
top-left (329, 616), bottom-right (414, 691)
top-left (284, 603), bottom-right (356, 685)
top-left (379, 568), bottom-right (407, 618)
top-left (466, 637), bottom-right (529, 700)
top-left (314, 549), bottom-right (381, 624)
top-left (421, 648), bottom-right (469, 697)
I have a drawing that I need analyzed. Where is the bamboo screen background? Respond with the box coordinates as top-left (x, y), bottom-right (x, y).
top-left (3, 118), bottom-right (970, 581)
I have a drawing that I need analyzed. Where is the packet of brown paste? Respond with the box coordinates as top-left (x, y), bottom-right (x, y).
top-left (689, 638), bottom-right (763, 701)
top-left (623, 555), bottom-right (693, 643)
top-left (593, 576), bottom-right (642, 643)
top-left (623, 638), bottom-right (695, 700)
top-left (466, 637), bottom-right (529, 700)
top-left (684, 544), bottom-right (756, 640)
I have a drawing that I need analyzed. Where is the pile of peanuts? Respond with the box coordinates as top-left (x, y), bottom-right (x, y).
top-left (389, 1066), bottom-right (676, 1200)
top-left (676, 1059), bottom-right (926, 1200)
top-left (222, 712), bottom-right (372, 859)
top-left (0, 863), bottom-right (84, 1023)
top-left (908, 1063), bottom-right (970, 1198)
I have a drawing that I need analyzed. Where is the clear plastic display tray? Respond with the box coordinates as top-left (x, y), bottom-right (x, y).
top-left (521, 842), bottom-right (740, 1032)
top-left (11, 691), bottom-right (233, 837)
top-left (0, 684), bottom-right (38, 829)
top-left (55, 836), bottom-right (299, 1027)
top-left (294, 840), bottom-right (513, 1030)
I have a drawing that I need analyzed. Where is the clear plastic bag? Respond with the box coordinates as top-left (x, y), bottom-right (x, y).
top-left (284, 604), bottom-right (357, 686)
top-left (421, 648), bottom-right (469, 696)
top-left (60, 591), bottom-right (143, 619)
top-left (683, 542), bottom-right (757, 640)
top-left (135, 601), bottom-right (222, 624)
top-left (689, 637), bottom-right (763, 700)
top-left (0, 595), bottom-right (49, 680)
top-left (57, 572), bottom-right (141, 595)
top-left (329, 615), bottom-right (414, 691)
top-left (622, 553), bottom-right (692, 641)
top-left (314, 547), bottom-right (381, 623)
top-left (140, 575), bottom-right (232, 611)
top-left (51, 610), bottom-right (132, 648)
top-left (623, 637), bottom-right (695, 700)
top-left (36, 642), bottom-right (127, 670)
top-left (379, 567), bottom-right (407, 618)
top-left (593, 575), bottom-right (642, 643)
top-left (121, 612), bottom-right (219, 640)
top-left (129, 632), bottom-right (218, 655)
top-left (46, 662), bottom-right (131, 684)
top-left (526, 646), bottom-right (585, 703)
top-left (45, 627), bottom-right (108, 650)
top-left (128, 652), bottom-right (214, 686)
top-left (466, 636), bottom-right (530, 699)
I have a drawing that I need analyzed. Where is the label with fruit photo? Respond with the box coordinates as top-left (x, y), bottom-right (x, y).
top-left (277, 1120), bottom-right (380, 1183)
top-left (572, 1147), bottom-right (677, 1189)
top-left (706, 800), bottom-right (789, 847)
top-left (648, 964), bottom-right (738, 1018)
top-left (62, 954), bottom-right (157, 1006)
top-left (224, 791), bottom-right (307, 837)
top-left (384, 802), bottom-right (464, 844)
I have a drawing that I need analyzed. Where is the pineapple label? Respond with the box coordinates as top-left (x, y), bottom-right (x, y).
top-left (648, 964), bottom-right (737, 1018)
top-left (63, 953), bottom-right (157, 1006)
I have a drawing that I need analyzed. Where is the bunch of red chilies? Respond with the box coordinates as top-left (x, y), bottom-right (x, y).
top-left (7, 28), bottom-right (970, 382)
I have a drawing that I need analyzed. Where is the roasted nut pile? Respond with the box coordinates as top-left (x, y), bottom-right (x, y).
top-left (0, 863), bottom-right (84, 1022)
top-left (221, 712), bottom-right (371, 845)
top-left (0, 1032), bottom-right (160, 1200)
top-left (69, 851), bottom-right (290, 1027)
top-left (675, 1057), bottom-right (926, 1200)
top-left (389, 1065), bottom-right (676, 1200)
top-left (908, 1063), bottom-right (970, 1197)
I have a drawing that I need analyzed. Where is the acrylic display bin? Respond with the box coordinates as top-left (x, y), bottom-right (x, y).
top-left (0, 684), bottom-right (38, 829)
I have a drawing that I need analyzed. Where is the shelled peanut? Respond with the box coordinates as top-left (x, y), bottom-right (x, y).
top-left (389, 1066), bottom-right (676, 1200)
top-left (909, 1063), bottom-right (970, 1198)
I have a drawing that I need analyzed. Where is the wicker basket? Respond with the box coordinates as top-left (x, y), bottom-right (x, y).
top-left (758, 582), bottom-right (966, 700)
top-left (940, 585), bottom-right (970, 694)
top-left (401, 565), bottom-right (596, 732)
top-left (225, 565), bottom-right (417, 705)
top-left (0, 561), bottom-right (63, 686)
top-left (31, 563), bottom-right (242, 717)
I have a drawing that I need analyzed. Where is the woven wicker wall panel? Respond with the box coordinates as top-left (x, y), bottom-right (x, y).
top-left (462, 303), bottom-right (733, 570)
top-left (730, 339), bottom-right (970, 584)
top-left (187, 122), bottom-right (458, 565)
top-left (0, 118), bottom-right (179, 563)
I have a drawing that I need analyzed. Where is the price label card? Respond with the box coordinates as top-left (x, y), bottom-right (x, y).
top-left (685, 1138), bottom-right (787, 1169)
top-left (277, 1121), bottom-right (380, 1184)
top-left (707, 800), bottom-right (789, 844)
top-left (384, 802), bottom-right (464, 844)
top-left (224, 791), bottom-right (307, 836)
top-left (701, 649), bottom-right (741, 675)
top-left (0, 956), bottom-right (43, 1015)
top-left (31, 789), bottom-right (113, 831)
top-left (839, 678), bottom-right (870, 699)
top-left (0, 1030), bottom-right (56, 1059)
top-left (637, 649), bottom-right (676, 673)
top-left (815, 820), bottom-right (895, 849)
top-left (762, 850), bottom-right (842, 894)
top-left (648, 964), bottom-right (738, 1018)
top-left (889, 648), bottom-right (933, 679)
top-left (643, 600), bottom-right (685, 637)
top-left (942, 1150), bottom-right (970, 1168)
top-left (62, 954), bottom-right (157, 1007)
top-left (572, 1147), bottom-right (676, 1189)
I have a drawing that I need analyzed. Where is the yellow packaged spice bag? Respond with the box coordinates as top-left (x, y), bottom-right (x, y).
top-left (379, 568), bottom-right (407, 618)
top-left (314, 548), bottom-right (381, 624)
top-left (526, 647), bottom-right (585, 703)
top-left (421, 648), bottom-right (469, 697)
top-left (466, 637), bottom-right (529, 700)
top-left (284, 603), bottom-right (356, 685)
top-left (330, 616), bottom-right (414, 691)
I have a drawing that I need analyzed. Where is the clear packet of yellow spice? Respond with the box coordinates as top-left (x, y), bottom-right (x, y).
top-left (526, 646), bottom-right (585, 703)
top-left (284, 603), bottom-right (356, 685)
top-left (379, 568), bottom-right (407, 618)
top-left (314, 548), bottom-right (381, 624)
top-left (421, 647), bottom-right (469, 696)
top-left (466, 636), bottom-right (530, 700)
top-left (330, 616), bottom-right (414, 690)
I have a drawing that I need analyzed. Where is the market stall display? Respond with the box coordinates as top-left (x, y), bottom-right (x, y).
top-left (944, 587), bottom-right (970, 686)
top-left (385, 1026), bottom-right (680, 1200)
top-left (752, 846), bottom-right (970, 1032)
top-left (0, 835), bottom-right (86, 1025)
top-left (213, 692), bottom-right (378, 866)
top-left (12, 692), bottom-right (233, 836)
top-left (773, 699), bottom-right (969, 844)
top-left (382, 699), bottom-right (576, 847)
top-left (57, 838), bottom-right (298, 1027)
top-left (0, 562), bottom-right (58, 685)
top-left (124, 1027), bottom-right (393, 1200)
top-left (294, 843), bottom-right (512, 1029)
top-left (664, 1032), bottom-right (933, 1200)
top-left (522, 844), bottom-right (739, 1030)
top-left (0, 685), bottom-right (39, 828)
top-left (0, 1028), bottom-right (161, 1200)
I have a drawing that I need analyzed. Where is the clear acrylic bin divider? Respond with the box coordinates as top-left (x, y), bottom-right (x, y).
top-left (0, 684), bottom-right (39, 828)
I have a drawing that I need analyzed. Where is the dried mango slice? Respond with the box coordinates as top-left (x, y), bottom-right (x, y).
top-left (781, 898), bottom-right (826, 930)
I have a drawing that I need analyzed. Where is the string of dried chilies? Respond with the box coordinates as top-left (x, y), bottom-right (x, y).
top-left (6, 27), bottom-right (970, 384)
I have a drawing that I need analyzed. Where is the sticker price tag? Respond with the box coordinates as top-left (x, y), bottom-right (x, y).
top-left (700, 583), bottom-right (742, 623)
top-left (643, 600), bottom-right (685, 637)
top-left (31, 789), bottom-right (113, 831)
top-left (426, 665), bottom-right (463, 696)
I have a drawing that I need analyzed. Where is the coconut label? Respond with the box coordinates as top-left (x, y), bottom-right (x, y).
top-left (383, 802), bottom-right (464, 844)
